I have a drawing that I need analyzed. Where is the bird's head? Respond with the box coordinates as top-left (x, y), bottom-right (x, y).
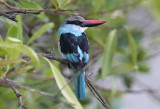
top-left (58, 16), bottom-right (106, 35)
top-left (64, 16), bottom-right (106, 28)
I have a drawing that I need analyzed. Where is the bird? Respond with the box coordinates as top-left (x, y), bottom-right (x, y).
top-left (58, 16), bottom-right (106, 100)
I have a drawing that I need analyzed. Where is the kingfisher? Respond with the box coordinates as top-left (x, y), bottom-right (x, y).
top-left (58, 16), bottom-right (105, 100)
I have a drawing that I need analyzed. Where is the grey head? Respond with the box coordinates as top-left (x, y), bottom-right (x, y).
top-left (62, 16), bottom-right (106, 27)
top-left (64, 16), bottom-right (85, 26)
top-left (65, 16), bottom-right (85, 22)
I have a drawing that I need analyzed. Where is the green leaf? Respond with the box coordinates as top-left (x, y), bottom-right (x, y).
top-left (0, 48), bottom-right (6, 56)
top-left (86, 29), bottom-right (105, 47)
top-left (5, 15), bottom-right (23, 59)
top-left (92, 36), bottom-right (105, 47)
top-left (6, 37), bottom-right (22, 44)
top-left (123, 74), bottom-right (133, 88)
top-left (16, 15), bottom-right (23, 40)
top-left (5, 19), bottom-right (17, 28)
top-left (111, 76), bottom-right (116, 97)
top-left (7, 65), bottom-right (33, 78)
top-left (20, 0), bottom-right (46, 20)
top-left (5, 15), bottom-right (22, 40)
top-left (50, 0), bottom-right (59, 9)
top-left (61, 0), bottom-right (72, 8)
top-left (149, 0), bottom-right (160, 21)
top-left (138, 61), bottom-right (150, 73)
top-left (20, 0), bottom-right (39, 8)
top-left (110, 64), bottom-right (135, 75)
top-left (6, 25), bottom-right (18, 39)
top-left (0, 43), bottom-right (39, 67)
top-left (0, 35), bottom-right (6, 55)
top-left (50, 0), bottom-right (71, 9)
top-left (5, 37), bottom-right (22, 59)
top-left (0, 59), bottom-right (27, 66)
top-left (27, 23), bottom-right (54, 45)
top-left (101, 29), bottom-right (117, 78)
top-left (0, 65), bottom-right (3, 76)
top-left (124, 26), bottom-right (138, 67)
top-left (42, 57), bottom-right (83, 109)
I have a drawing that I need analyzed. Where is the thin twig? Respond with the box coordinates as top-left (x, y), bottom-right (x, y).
top-left (6, 60), bottom-right (32, 78)
top-left (10, 85), bottom-right (28, 109)
top-left (85, 76), bottom-right (110, 109)
top-left (94, 85), bottom-right (159, 94)
top-left (5, 10), bottom-right (42, 15)
top-left (15, 0), bottom-right (24, 6)
top-left (124, 89), bottom-right (158, 94)
top-left (0, 11), bottom-right (17, 21)
top-left (0, 0), bottom-right (78, 15)
top-left (0, 78), bottom-right (73, 105)
top-left (19, 53), bottom-right (69, 64)
top-left (23, 77), bottom-right (54, 86)
top-left (0, 78), bottom-right (56, 97)
top-left (135, 79), bottom-right (160, 102)
top-left (39, 54), bottom-right (69, 64)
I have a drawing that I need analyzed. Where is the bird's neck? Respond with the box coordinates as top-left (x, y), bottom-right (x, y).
top-left (58, 24), bottom-right (87, 37)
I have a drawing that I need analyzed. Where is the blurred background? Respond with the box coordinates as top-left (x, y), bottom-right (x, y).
top-left (0, 0), bottom-right (160, 109)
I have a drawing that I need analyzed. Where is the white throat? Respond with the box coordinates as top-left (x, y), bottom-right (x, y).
top-left (75, 25), bottom-right (88, 32)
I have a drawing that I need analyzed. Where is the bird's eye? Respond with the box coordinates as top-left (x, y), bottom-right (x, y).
top-left (75, 21), bottom-right (82, 25)
top-left (66, 20), bottom-right (82, 25)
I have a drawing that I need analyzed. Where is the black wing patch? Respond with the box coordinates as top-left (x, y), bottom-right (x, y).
top-left (60, 33), bottom-right (89, 54)
top-left (60, 33), bottom-right (78, 54)
top-left (60, 32), bottom-right (89, 69)
top-left (77, 33), bottom-right (89, 53)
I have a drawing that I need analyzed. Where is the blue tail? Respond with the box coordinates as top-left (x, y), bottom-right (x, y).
top-left (74, 69), bottom-right (85, 100)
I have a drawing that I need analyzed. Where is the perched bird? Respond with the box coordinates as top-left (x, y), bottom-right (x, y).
top-left (58, 16), bottom-right (105, 100)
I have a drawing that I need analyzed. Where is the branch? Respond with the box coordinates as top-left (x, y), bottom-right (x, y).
top-left (0, 78), bottom-right (72, 105)
top-left (85, 76), bottom-right (110, 109)
top-left (135, 79), bottom-right (160, 102)
top-left (0, 0), bottom-right (79, 15)
top-left (95, 85), bottom-right (159, 94)
top-left (10, 85), bottom-right (28, 109)
top-left (0, 78), bottom-right (56, 97)
top-left (39, 54), bottom-right (69, 64)
top-left (0, 0), bottom-right (78, 21)
top-left (0, 11), bottom-right (17, 21)
top-left (19, 53), bottom-right (69, 65)
top-left (23, 77), bottom-right (54, 86)
top-left (123, 89), bottom-right (158, 94)
top-left (5, 10), bottom-right (42, 15)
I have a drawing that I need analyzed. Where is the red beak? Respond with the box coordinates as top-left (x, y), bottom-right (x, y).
top-left (81, 20), bottom-right (106, 27)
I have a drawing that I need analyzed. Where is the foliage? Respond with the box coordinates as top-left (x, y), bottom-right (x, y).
top-left (101, 29), bottom-right (117, 78)
top-left (43, 57), bottom-right (82, 109)
top-left (0, 0), bottom-right (158, 109)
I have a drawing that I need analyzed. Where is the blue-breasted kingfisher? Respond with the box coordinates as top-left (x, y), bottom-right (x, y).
top-left (58, 16), bottom-right (106, 100)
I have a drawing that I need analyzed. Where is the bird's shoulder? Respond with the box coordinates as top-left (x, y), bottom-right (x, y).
top-left (60, 32), bottom-right (89, 53)
top-left (60, 33), bottom-right (78, 54)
